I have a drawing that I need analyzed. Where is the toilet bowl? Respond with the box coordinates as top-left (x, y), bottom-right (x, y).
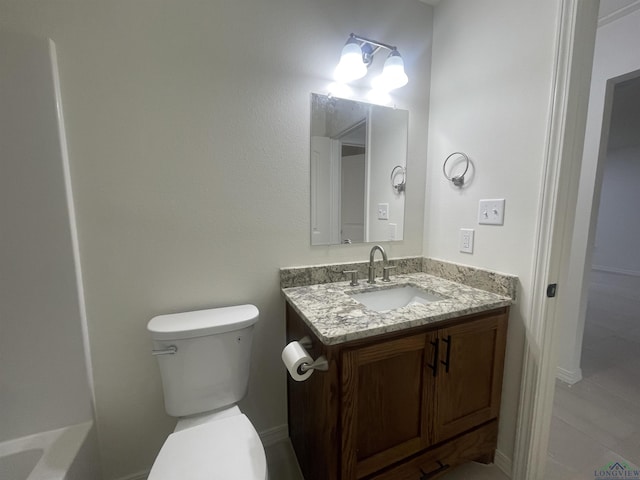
top-left (146, 305), bottom-right (268, 480)
top-left (148, 407), bottom-right (267, 480)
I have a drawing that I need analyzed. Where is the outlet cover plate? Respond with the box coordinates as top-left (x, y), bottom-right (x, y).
top-left (478, 199), bottom-right (505, 225)
top-left (377, 203), bottom-right (389, 220)
top-left (459, 228), bottom-right (474, 254)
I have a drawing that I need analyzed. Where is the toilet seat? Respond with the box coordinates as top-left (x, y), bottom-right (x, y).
top-left (148, 413), bottom-right (267, 480)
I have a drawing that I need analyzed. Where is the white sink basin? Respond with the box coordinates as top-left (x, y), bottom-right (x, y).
top-left (350, 285), bottom-right (444, 312)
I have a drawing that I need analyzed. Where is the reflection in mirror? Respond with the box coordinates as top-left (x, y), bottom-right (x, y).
top-left (310, 94), bottom-right (408, 246)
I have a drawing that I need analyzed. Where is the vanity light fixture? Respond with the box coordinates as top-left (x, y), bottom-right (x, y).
top-left (334, 33), bottom-right (408, 92)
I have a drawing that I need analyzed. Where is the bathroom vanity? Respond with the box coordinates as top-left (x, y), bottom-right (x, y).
top-left (282, 269), bottom-right (513, 480)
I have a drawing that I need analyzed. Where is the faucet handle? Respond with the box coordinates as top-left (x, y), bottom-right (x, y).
top-left (382, 265), bottom-right (396, 282)
top-left (343, 270), bottom-right (359, 286)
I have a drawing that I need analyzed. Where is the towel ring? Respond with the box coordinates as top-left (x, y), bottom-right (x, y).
top-left (391, 165), bottom-right (406, 193)
top-left (442, 152), bottom-right (469, 187)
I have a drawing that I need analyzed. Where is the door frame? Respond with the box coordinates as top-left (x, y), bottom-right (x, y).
top-left (511, 1), bottom-right (600, 479)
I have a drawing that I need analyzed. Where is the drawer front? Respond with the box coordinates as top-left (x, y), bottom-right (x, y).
top-left (366, 421), bottom-right (498, 480)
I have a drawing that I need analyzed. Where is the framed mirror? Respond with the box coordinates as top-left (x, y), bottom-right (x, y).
top-left (310, 93), bottom-right (408, 245)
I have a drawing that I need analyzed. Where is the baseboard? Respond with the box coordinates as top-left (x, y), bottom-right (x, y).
top-left (115, 471), bottom-right (149, 480)
top-left (592, 264), bottom-right (640, 278)
top-left (556, 366), bottom-right (582, 385)
top-left (493, 448), bottom-right (512, 478)
top-left (259, 423), bottom-right (289, 447)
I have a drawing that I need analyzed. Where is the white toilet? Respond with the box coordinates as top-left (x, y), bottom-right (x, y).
top-left (146, 304), bottom-right (268, 480)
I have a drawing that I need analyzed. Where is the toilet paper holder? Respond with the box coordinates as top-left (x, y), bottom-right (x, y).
top-left (298, 336), bottom-right (329, 373)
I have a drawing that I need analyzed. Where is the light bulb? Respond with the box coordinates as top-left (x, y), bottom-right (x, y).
top-left (334, 37), bottom-right (367, 83)
top-left (372, 50), bottom-right (408, 91)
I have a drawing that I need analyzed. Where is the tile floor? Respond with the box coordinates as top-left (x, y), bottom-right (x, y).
top-left (266, 271), bottom-right (640, 480)
top-left (546, 271), bottom-right (640, 478)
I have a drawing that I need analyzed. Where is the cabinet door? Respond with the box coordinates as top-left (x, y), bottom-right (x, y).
top-left (431, 312), bottom-right (508, 444)
top-left (341, 333), bottom-right (434, 479)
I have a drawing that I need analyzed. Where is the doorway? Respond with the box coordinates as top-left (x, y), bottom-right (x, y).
top-left (547, 71), bottom-right (640, 478)
top-left (340, 144), bottom-right (366, 244)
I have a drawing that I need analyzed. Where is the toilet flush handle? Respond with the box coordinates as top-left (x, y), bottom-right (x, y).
top-left (152, 345), bottom-right (177, 356)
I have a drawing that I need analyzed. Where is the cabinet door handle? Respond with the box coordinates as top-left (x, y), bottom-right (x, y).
top-left (427, 338), bottom-right (439, 377)
top-left (420, 460), bottom-right (450, 479)
top-left (441, 335), bottom-right (451, 373)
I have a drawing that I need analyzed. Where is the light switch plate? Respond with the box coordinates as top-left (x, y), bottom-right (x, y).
top-left (460, 228), bottom-right (474, 254)
top-left (478, 199), bottom-right (505, 225)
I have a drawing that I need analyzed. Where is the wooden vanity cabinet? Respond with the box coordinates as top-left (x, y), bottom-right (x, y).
top-left (431, 315), bottom-right (507, 445)
top-left (286, 303), bottom-right (509, 480)
top-left (341, 331), bottom-right (434, 478)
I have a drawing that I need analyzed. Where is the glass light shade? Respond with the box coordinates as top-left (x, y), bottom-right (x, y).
top-left (372, 51), bottom-right (408, 91)
top-left (334, 41), bottom-right (367, 83)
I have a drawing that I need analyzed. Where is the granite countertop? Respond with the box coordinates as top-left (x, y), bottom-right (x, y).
top-left (282, 272), bottom-right (513, 345)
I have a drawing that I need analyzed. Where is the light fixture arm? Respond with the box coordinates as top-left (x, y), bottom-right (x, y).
top-left (349, 33), bottom-right (397, 55)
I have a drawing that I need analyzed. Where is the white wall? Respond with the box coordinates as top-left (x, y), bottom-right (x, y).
top-left (0, 2), bottom-right (433, 478)
top-left (557, 6), bottom-right (640, 383)
top-left (606, 77), bottom-right (640, 151)
top-left (0, 31), bottom-right (94, 442)
top-left (592, 79), bottom-right (640, 274)
top-left (368, 107), bottom-right (407, 241)
top-left (592, 146), bottom-right (640, 273)
top-left (425, 0), bottom-right (563, 463)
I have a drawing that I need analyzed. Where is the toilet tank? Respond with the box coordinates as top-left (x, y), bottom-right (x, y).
top-left (147, 304), bottom-right (259, 417)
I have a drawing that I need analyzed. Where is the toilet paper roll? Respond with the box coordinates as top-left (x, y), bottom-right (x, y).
top-left (282, 341), bottom-right (314, 382)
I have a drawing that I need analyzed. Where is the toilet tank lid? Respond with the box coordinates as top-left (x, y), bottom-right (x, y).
top-left (147, 304), bottom-right (259, 340)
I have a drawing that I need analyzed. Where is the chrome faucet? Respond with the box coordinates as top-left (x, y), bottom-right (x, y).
top-left (368, 245), bottom-right (388, 284)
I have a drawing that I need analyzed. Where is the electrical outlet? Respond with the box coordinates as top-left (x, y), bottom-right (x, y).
top-left (460, 228), bottom-right (474, 254)
top-left (478, 199), bottom-right (505, 225)
top-left (388, 223), bottom-right (397, 241)
top-left (377, 203), bottom-right (389, 220)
